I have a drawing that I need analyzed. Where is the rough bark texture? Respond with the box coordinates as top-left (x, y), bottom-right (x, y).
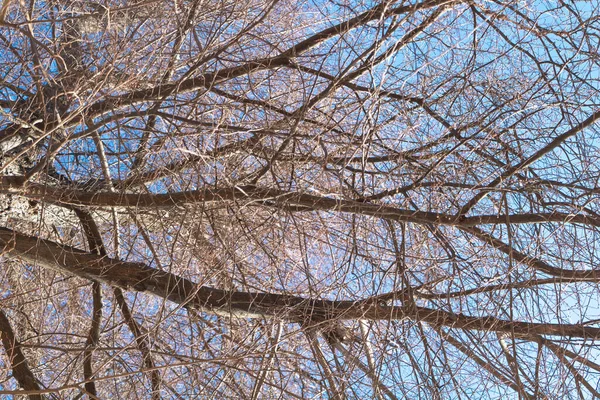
top-left (0, 227), bottom-right (597, 340)
top-left (0, 310), bottom-right (42, 400)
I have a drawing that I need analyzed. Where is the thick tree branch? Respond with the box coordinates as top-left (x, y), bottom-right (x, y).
top-left (4, 180), bottom-right (600, 230)
top-left (83, 282), bottom-right (102, 398)
top-left (0, 309), bottom-right (43, 400)
top-left (0, 227), bottom-right (599, 339)
top-left (74, 209), bottom-right (161, 398)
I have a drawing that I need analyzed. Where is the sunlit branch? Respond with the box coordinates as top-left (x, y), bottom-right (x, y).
top-left (0, 309), bottom-right (43, 400)
top-left (82, 282), bottom-right (102, 398)
top-left (74, 208), bottom-right (161, 398)
top-left (463, 226), bottom-right (600, 280)
top-left (5, 181), bottom-right (600, 230)
top-left (434, 327), bottom-right (535, 399)
top-left (1, 227), bottom-right (599, 339)
top-left (458, 108), bottom-right (600, 216)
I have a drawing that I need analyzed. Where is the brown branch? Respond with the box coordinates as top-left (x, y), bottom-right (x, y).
top-left (0, 0), bottom-right (458, 149)
top-left (0, 309), bottom-right (43, 400)
top-left (541, 338), bottom-right (600, 374)
top-left (6, 181), bottom-right (600, 229)
top-left (458, 108), bottom-right (600, 216)
top-left (305, 330), bottom-right (344, 400)
top-left (545, 340), bottom-right (600, 398)
top-left (463, 226), bottom-right (600, 280)
top-left (83, 282), bottom-right (102, 398)
top-left (0, 0), bottom-right (14, 22)
top-left (74, 208), bottom-right (102, 398)
top-left (73, 208), bottom-right (161, 398)
top-left (434, 327), bottom-right (534, 399)
top-left (0, 227), bottom-right (599, 339)
top-left (333, 341), bottom-right (399, 400)
top-left (250, 322), bottom-right (282, 400)
top-left (120, 128), bottom-right (263, 188)
top-left (411, 277), bottom-right (598, 300)
top-left (113, 288), bottom-right (161, 399)
top-left (82, 0), bottom-right (457, 117)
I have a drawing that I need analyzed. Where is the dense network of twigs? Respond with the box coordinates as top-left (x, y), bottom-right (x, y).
top-left (1, 0), bottom-right (600, 398)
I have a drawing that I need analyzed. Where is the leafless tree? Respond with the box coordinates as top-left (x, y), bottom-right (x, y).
top-left (1, 0), bottom-right (600, 398)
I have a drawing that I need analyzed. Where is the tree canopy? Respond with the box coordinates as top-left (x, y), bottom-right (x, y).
top-left (1, 0), bottom-right (600, 398)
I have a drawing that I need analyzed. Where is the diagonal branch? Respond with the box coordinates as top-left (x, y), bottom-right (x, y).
top-left (332, 341), bottom-right (398, 400)
top-left (305, 330), bottom-right (344, 400)
top-left (458, 108), bottom-right (600, 216)
top-left (83, 282), bottom-right (102, 398)
top-left (434, 327), bottom-right (534, 399)
top-left (74, 209), bottom-right (161, 398)
top-left (113, 289), bottom-right (161, 399)
top-left (462, 226), bottom-right (600, 280)
top-left (5, 180), bottom-right (600, 231)
top-left (0, 227), bottom-right (599, 340)
top-left (0, 0), bottom-right (459, 152)
top-left (0, 309), bottom-right (43, 400)
top-left (250, 322), bottom-right (282, 400)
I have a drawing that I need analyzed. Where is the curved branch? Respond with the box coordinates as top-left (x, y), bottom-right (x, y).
top-left (462, 226), bottom-right (600, 280)
top-left (458, 108), bottom-right (600, 216)
top-left (74, 208), bottom-right (161, 398)
top-left (83, 282), bottom-right (101, 398)
top-left (0, 227), bottom-right (599, 339)
top-left (0, 309), bottom-right (43, 400)
top-left (5, 181), bottom-right (600, 230)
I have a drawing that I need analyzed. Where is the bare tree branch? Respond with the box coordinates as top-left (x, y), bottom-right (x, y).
top-left (0, 310), bottom-right (43, 400)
